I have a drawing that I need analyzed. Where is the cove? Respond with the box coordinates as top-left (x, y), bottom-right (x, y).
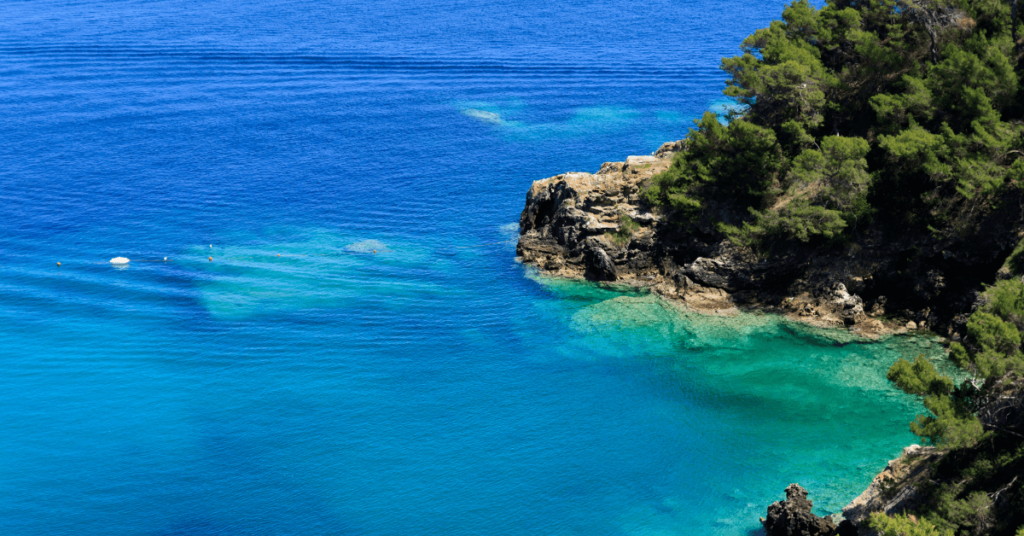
top-left (0, 0), bottom-right (938, 534)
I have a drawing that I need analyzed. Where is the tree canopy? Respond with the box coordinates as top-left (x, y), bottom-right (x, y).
top-left (646, 0), bottom-right (1024, 247)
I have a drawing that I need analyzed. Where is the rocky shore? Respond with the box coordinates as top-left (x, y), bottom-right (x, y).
top-left (516, 142), bottom-right (1024, 533)
top-left (517, 141), bottom-right (1022, 340)
top-left (757, 445), bottom-right (942, 536)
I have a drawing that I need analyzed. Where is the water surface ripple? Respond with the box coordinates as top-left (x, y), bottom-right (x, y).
top-left (1, 0), bottom-right (940, 534)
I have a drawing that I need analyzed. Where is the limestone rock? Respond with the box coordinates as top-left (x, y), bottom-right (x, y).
top-left (653, 139), bottom-right (686, 157)
top-left (841, 445), bottom-right (941, 529)
top-left (761, 484), bottom-right (837, 536)
top-left (517, 148), bottom-right (673, 281)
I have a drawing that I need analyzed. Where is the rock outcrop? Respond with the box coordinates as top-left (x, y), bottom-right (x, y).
top-left (761, 484), bottom-right (840, 536)
top-left (516, 142), bottom-right (1024, 337)
top-left (841, 445), bottom-right (942, 531)
top-left (753, 448), bottom-right (942, 536)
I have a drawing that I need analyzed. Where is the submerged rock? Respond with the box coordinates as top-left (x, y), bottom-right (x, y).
top-left (761, 484), bottom-right (838, 536)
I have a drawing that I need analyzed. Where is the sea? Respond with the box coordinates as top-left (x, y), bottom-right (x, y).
top-left (0, 0), bottom-right (950, 534)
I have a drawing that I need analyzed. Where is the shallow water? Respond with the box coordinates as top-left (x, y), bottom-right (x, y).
top-left (0, 0), bottom-right (946, 534)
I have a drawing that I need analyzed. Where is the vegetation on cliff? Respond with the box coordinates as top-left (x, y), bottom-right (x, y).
top-left (645, 0), bottom-right (1024, 248)
top-left (885, 277), bottom-right (1024, 535)
top-left (640, 0), bottom-right (1024, 533)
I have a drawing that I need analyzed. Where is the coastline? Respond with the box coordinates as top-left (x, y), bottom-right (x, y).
top-left (514, 142), bottom-right (973, 533)
top-left (516, 141), bottom-right (947, 341)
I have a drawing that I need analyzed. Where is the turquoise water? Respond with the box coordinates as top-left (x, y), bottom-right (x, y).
top-left (0, 0), bottom-right (947, 534)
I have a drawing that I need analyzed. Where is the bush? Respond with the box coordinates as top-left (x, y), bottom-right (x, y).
top-left (609, 214), bottom-right (641, 246)
top-left (869, 512), bottom-right (954, 536)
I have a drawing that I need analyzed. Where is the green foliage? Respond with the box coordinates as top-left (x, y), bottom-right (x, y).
top-left (750, 200), bottom-right (849, 243)
top-left (1004, 236), bottom-right (1024, 277)
top-left (869, 512), bottom-right (954, 536)
top-left (722, 0), bottom-right (835, 130)
top-left (730, 135), bottom-right (873, 244)
top-left (911, 393), bottom-right (984, 449)
top-left (887, 354), bottom-right (981, 447)
top-left (870, 75), bottom-right (935, 129)
top-left (646, 113), bottom-right (783, 222)
top-left (887, 278), bottom-right (1024, 534)
top-left (609, 214), bottom-right (641, 246)
top-left (888, 284), bottom-right (1024, 450)
top-left (927, 37), bottom-right (1017, 118)
top-left (986, 279), bottom-right (1024, 320)
top-left (790, 136), bottom-right (872, 215)
top-left (967, 311), bottom-right (1021, 357)
top-left (888, 355), bottom-right (955, 397)
top-left (909, 433), bottom-right (1024, 536)
top-left (676, 0), bottom-right (1024, 531)
top-left (644, 0), bottom-right (1024, 249)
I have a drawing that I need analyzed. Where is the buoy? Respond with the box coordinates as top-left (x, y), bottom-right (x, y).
top-left (373, 249), bottom-right (377, 254)
top-left (164, 257), bottom-right (168, 261)
top-left (208, 256), bottom-right (213, 262)
top-left (110, 257), bottom-right (130, 264)
top-left (56, 262), bottom-right (61, 267)
top-left (209, 244), bottom-right (212, 248)
top-left (277, 254), bottom-right (281, 257)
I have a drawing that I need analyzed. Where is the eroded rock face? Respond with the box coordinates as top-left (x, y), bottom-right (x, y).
top-left (761, 484), bottom-right (838, 536)
top-left (517, 156), bottom-right (669, 283)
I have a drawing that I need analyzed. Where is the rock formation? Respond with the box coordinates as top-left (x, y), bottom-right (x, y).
top-left (761, 484), bottom-right (840, 536)
top-left (517, 142), bottom-right (1024, 337)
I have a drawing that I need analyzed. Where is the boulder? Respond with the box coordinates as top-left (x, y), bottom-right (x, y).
top-left (583, 241), bottom-right (617, 281)
top-left (684, 257), bottom-right (751, 291)
top-left (761, 484), bottom-right (837, 536)
top-left (831, 283), bottom-right (867, 325)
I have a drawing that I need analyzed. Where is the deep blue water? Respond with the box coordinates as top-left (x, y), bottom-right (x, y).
top-left (0, 1), bottom-right (948, 534)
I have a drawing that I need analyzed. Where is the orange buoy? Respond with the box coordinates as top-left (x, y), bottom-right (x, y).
top-left (208, 256), bottom-right (213, 262)
top-left (277, 254), bottom-right (281, 257)
top-left (373, 249), bottom-right (377, 254)
top-left (57, 262), bottom-right (61, 267)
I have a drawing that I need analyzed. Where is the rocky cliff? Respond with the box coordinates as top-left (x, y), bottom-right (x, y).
top-left (517, 141), bottom-right (1024, 339)
top-left (840, 445), bottom-right (942, 531)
